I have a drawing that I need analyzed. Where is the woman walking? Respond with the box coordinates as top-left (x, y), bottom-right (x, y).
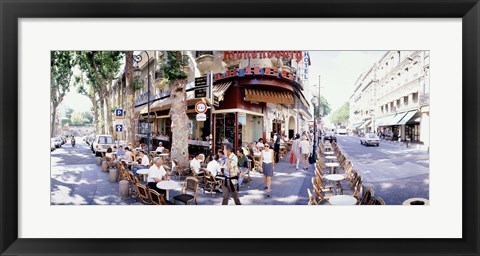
top-left (291, 134), bottom-right (301, 170)
top-left (261, 143), bottom-right (275, 197)
top-left (299, 135), bottom-right (311, 170)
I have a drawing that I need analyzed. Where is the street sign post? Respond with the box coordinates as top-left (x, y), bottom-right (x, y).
top-left (213, 95), bottom-right (219, 107)
top-left (196, 113), bottom-right (207, 122)
top-left (115, 108), bottom-right (124, 119)
top-left (195, 101), bottom-right (208, 114)
top-left (115, 124), bottom-right (123, 132)
top-left (194, 88), bottom-right (207, 98)
top-left (195, 76), bottom-right (207, 87)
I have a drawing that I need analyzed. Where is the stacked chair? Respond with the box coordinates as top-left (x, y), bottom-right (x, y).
top-left (308, 140), bottom-right (386, 205)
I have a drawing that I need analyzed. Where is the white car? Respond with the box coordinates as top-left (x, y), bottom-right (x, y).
top-left (92, 135), bottom-right (115, 157)
top-left (50, 139), bottom-right (56, 151)
top-left (360, 133), bottom-right (380, 147)
top-left (52, 137), bottom-right (63, 148)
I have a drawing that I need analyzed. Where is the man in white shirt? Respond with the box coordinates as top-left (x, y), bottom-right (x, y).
top-left (190, 153), bottom-right (203, 177)
top-left (155, 142), bottom-right (165, 153)
top-left (132, 150), bottom-right (149, 176)
top-left (206, 156), bottom-right (221, 176)
top-left (147, 157), bottom-right (168, 194)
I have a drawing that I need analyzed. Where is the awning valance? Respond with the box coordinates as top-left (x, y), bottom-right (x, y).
top-left (383, 112), bottom-right (408, 126)
top-left (213, 82), bottom-right (232, 101)
top-left (245, 89), bottom-right (294, 105)
top-left (397, 110), bottom-right (418, 125)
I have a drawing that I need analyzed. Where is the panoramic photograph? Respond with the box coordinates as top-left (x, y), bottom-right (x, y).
top-left (50, 50), bottom-right (430, 205)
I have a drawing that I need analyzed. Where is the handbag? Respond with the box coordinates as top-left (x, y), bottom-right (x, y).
top-left (308, 154), bottom-right (315, 164)
top-left (289, 152), bottom-right (294, 164)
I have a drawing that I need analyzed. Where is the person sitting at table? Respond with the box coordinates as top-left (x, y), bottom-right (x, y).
top-left (147, 157), bottom-right (168, 194)
top-left (124, 147), bottom-right (133, 163)
top-left (132, 150), bottom-right (149, 176)
top-left (156, 142), bottom-right (165, 153)
top-left (217, 149), bottom-right (226, 166)
top-left (236, 148), bottom-right (250, 187)
top-left (116, 145), bottom-right (125, 159)
top-left (206, 155), bottom-right (223, 191)
top-left (105, 147), bottom-right (114, 159)
top-left (190, 153), bottom-right (203, 177)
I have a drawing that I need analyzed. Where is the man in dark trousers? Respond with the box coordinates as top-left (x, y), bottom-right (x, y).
top-left (273, 129), bottom-right (280, 163)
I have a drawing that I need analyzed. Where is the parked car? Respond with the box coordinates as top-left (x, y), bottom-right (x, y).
top-left (360, 133), bottom-right (380, 146)
top-left (324, 131), bottom-right (337, 143)
top-left (92, 134), bottom-right (115, 157)
top-left (52, 137), bottom-right (63, 148)
top-left (50, 139), bottom-right (56, 151)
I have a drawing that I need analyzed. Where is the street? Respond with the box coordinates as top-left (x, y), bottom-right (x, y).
top-left (335, 135), bottom-right (429, 205)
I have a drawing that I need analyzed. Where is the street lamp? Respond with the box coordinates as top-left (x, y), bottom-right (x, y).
top-left (311, 95), bottom-right (318, 163)
top-left (133, 51), bottom-right (152, 153)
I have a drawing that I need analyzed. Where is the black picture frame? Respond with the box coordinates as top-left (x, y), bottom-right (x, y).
top-left (1, 0), bottom-right (479, 255)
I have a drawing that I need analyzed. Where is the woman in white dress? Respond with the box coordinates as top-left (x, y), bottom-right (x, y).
top-left (291, 134), bottom-right (301, 170)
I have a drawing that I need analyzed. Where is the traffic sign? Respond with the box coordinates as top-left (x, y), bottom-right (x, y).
top-left (196, 113), bottom-right (207, 121)
top-left (195, 101), bottom-right (207, 114)
top-left (115, 124), bottom-right (123, 132)
top-left (195, 88), bottom-right (207, 98)
top-left (115, 108), bottom-right (124, 119)
top-left (213, 95), bottom-right (219, 107)
top-left (195, 76), bottom-right (207, 87)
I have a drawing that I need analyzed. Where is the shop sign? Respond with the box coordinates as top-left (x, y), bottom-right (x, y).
top-left (303, 51), bottom-right (309, 80)
top-left (213, 95), bottom-right (219, 107)
top-left (213, 66), bottom-right (303, 88)
top-left (223, 51), bottom-right (303, 63)
top-left (196, 113), bottom-right (207, 122)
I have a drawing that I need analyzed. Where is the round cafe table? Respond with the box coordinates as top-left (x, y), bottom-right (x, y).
top-left (325, 162), bottom-right (340, 174)
top-left (329, 195), bottom-right (357, 205)
top-left (325, 174), bottom-right (345, 194)
top-left (156, 180), bottom-right (179, 200)
top-left (136, 169), bottom-right (149, 182)
top-left (402, 198), bottom-right (430, 205)
top-left (325, 156), bottom-right (337, 162)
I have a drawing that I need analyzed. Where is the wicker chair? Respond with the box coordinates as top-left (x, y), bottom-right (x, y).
top-left (149, 189), bottom-right (174, 205)
top-left (372, 196), bottom-right (386, 205)
top-left (311, 177), bottom-right (333, 201)
top-left (203, 170), bottom-right (222, 197)
top-left (307, 188), bottom-right (319, 205)
top-left (173, 177), bottom-right (199, 205)
top-left (359, 188), bottom-right (374, 205)
top-left (135, 183), bottom-right (151, 205)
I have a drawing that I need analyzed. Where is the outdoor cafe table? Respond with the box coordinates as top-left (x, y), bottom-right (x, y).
top-left (329, 195), bottom-right (357, 205)
top-left (325, 162), bottom-right (340, 174)
top-left (324, 174), bottom-right (345, 195)
top-left (156, 180), bottom-right (179, 200)
top-left (402, 198), bottom-right (430, 205)
top-left (136, 169), bottom-right (149, 182)
top-left (324, 151), bottom-right (335, 155)
top-left (325, 156), bottom-right (337, 162)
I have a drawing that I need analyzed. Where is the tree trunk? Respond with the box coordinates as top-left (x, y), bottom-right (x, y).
top-left (100, 98), bottom-right (105, 134)
top-left (51, 103), bottom-right (58, 137)
top-left (125, 51), bottom-right (136, 147)
top-left (92, 98), bottom-right (100, 135)
top-left (168, 79), bottom-right (189, 167)
top-left (105, 90), bottom-right (113, 135)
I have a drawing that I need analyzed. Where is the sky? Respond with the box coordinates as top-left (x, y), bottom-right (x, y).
top-left (62, 51), bottom-right (386, 113)
top-left (306, 51), bottom-right (386, 111)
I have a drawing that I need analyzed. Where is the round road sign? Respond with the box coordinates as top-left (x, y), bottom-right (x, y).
top-left (195, 101), bottom-right (207, 114)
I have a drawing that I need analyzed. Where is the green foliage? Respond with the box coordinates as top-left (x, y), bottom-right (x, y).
top-left (159, 51), bottom-right (188, 84)
top-left (330, 102), bottom-right (350, 124)
top-left (61, 119), bottom-right (71, 126)
top-left (71, 112), bottom-right (87, 125)
top-left (65, 106), bottom-right (74, 119)
top-left (318, 96), bottom-right (331, 117)
top-left (51, 51), bottom-right (74, 106)
top-left (132, 76), bottom-right (144, 91)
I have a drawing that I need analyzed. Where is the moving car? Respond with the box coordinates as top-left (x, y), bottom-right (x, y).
top-left (92, 134), bottom-right (115, 157)
top-left (360, 133), bottom-right (380, 146)
top-left (324, 131), bottom-right (337, 143)
top-left (337, 125), bottom-right (348, 135)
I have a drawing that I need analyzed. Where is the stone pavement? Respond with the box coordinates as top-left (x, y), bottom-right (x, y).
top-left (51, 149), bottom-right (314, 205)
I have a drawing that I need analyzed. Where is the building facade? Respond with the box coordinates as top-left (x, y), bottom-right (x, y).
top-left (113, 51), bottom-right (312, 156)
top-left (349, 51), bottom-right (430, 148)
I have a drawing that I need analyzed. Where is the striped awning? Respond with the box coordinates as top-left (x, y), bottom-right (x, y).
top-left (244, 89), bottom-right (294, 105)
top-left (213, 82), bottom-right (232, 101)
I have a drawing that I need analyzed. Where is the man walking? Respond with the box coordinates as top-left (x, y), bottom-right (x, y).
top-left (221, 143), bottom-right (241, 205)
top-left (273, 129), bottom-right (280, 163)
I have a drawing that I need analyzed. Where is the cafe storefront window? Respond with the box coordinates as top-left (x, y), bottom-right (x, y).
top-left (215, 113), bottom-right (236, 151)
